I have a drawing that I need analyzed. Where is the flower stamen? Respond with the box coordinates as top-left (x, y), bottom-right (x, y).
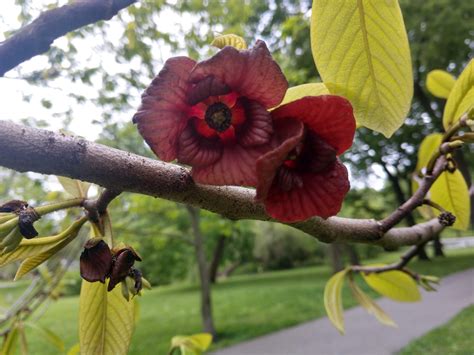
top-left (205, 102), bottom-right (232, 132)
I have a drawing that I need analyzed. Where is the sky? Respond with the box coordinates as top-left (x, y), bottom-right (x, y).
top-left (0, 1), bottom-right (386, 190)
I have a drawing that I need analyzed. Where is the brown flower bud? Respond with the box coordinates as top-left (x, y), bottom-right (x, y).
top-left (108, 246), bottom-right (142, 291)
top-left (0, 200), bottom-right (28, 213)
top-left (18, 207), bottom-right (40, 239)
top-left (80, 239), bottom-right (113, 283)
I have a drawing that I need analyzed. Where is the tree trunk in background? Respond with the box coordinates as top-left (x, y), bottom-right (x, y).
top-left (381, 163), bottom-right (430, 260)
top-left (186, 206), bottom-right (216, 338)
top-left (344, 244), bottom-right (360, 265)
top-left (219, 261), bottom-right (242, 278)
top-left (209, 235), bottom-right (226, 284)
top-left (433, 233), bottom-right (445, 257)
top-left (328, 243), bottom-right (344, 273)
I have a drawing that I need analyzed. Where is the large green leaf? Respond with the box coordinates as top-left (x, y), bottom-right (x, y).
top-left (279, 83), bottom-right (329, 106)
top-left (57, 176), bottom-right (91, 198)
top-left (430, 170), bottom-right (470, 230)
top-left (79, 280), bottom-right (136, 355)
top-left (361, 265), bottom-right (421, 302)
top-left (323, 268), bottom-right (349, 334)
top-left (348, 277), bottom-right (396, 327)
top-left (443, 59), bottom-right (474, 130)
top-left (311, 0), bottom-right (413, 137)
top-left (426, 70), bottom-right (456, 99)
top-left (415, 133), bottom-right (443, 173)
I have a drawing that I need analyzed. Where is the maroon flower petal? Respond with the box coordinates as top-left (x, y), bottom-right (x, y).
top-left (80, 239), bottom-right (113, 283)
top-left (177, 121), bottom-right (223, 167)
top-left (271, 96), bottom-right (356, 155)
top-left (189, 40), bottom-right (288, 108)
top-left (256, 119), bottom-right (305, 201)
top-left (133, 57), bottom-right (196, 161)
top-left (298, 132), bottom-right (337, 173)
top-left (192, 143), bottom-right (271, 186)
top-left (263, 159), bottom-right (350, 222)
top-left (108, 248), bottom-right (141, 291)
top-left (237, 99), bottom-right (273, 147)
top-left (187, 76), bottom-right (231, 106)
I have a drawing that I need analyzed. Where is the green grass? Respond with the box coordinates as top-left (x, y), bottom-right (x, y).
top-left (4, 247), bottom-right (474, 354)
top-left (399, 304), bottom-right (474, 355)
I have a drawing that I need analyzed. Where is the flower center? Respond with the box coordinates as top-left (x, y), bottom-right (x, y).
top-left (205, 102), bottom-right (232, 132)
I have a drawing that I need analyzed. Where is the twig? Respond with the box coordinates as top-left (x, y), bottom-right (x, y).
top-left (0, 0), bottom-right (137, 76)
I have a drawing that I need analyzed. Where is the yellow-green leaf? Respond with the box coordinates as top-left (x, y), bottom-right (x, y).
top-left (361, 266), bottom-right (421, 302)
top-left (57, 176), bottom-right (91, 198)
top-left (348, 277), bottom-right (397, 327)
top-left (0, 218), bottom-right (86, 268)
top-left (443, 59), bottom-right (474, 130)
top-left (415, 133), bottom-right (443, 172)
top-left (79, 280), bottom-right (136, 355)
top-left (279, 83), bottom-right (329, 106)
top-left (170, 333), bottom-right (213, 355)
top-left (1, 325), bottom-right (19, 355)
top-left (311, 0), bottom-right (413, 137)
top-left (67, 343), bottom-right (80, 355)
top-left (430, 170), bottom-right (470, 230)
top-left (323, 268), bottom-right (349, 334)
top-left (211, 34), bottom-right (247, 50)
top-left (426, 70), bottom-right (456, 99)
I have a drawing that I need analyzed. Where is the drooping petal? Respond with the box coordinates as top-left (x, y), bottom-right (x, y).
top-left (263, 159), bottom-right (350, 222)
top-left (189, 40), bottom-right (288, 108)
top-left (133, 57), bottom-right (196, 161)
top-left (177, 122), bottom-right (222, 167)
top-left (256, 119), bottom-right (305, 200)
top-left (80, 239), bottom-right (113, 283)
top-left (271, 96), bottom-right (355, 155)
top-left (108, 247), bottom-right (141, 292)
top-left (187, 76), bottom-right (231, 106)
top-left (237, 99), bottom-right (273, 147)
top-left (192, 143), bottom-right (272, 186)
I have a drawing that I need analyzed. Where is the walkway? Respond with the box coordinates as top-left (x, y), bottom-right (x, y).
top-left (214, 268), bottom-right (474, 355)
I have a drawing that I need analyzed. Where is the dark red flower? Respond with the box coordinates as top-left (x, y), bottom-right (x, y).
top-left (256, 96), bottom-right (356, 222)
top-left (133, 40), bottom-right (288, 186)
top-left (80, 239), bottom-right (113, 283)
top-left (108, 246), bottom-right (142, 291)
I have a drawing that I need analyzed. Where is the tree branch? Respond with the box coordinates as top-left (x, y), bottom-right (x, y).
top-left (0, 0), bottom-right (137, 76)
top-left (0, 120), bottom-right (444, 248)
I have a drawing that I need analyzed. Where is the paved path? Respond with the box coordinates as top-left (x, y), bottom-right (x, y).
top-left (214, 268), bottom-right (474, 355)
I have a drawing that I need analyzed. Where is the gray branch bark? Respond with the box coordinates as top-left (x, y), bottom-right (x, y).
top-left (0, 0), bottom-right (136, 76)
top-left (0, 120), bottom-right (444, 248)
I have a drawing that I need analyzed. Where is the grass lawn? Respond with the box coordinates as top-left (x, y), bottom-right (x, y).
top-left (3, 247), bottom-right (474, 354)
top-left (399, 304), bottom-right (474, 355)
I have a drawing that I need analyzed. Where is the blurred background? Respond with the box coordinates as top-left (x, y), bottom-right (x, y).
top-left (0, 1), bottom-right (473, 354)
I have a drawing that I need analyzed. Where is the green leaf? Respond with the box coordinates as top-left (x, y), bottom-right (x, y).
top-left (311, 0), bottom-right (413, 137)
top-left (361, 265), bottom-right (421, 302)
top-left (211, 34), bottom-right (247, 50)
top-left (1, 325), bottom-right (19, 355)
top-left (57, 176), bottom-right (91, 198)
top-left (79, 280), bottom-right (136, 355)
top-left (426, 70), bottom-right (456, 99)
top-left (430, 170), bottom-right (470, 230)
top-left (170, 333), bottom-right (213, 355)
top-left (67, 343), bottom-right (81, 355)
top-left (323, 268), bottom-right (349, 334)
top-left (347, 277), bottom-right (397, 327)
top-left (0, 217), bottom-right (86, 268)
top-left (279, 83), bottom-right (329, 106)
top-left (443, 59), bottom-right (474, 130)
top-left (415, 133), bottom-right (443, 172)
top-left (24, 322), bottom-right (65, 353)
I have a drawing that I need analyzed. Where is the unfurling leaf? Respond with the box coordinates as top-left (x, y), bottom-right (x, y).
top-left (426, 70), bottom-right (456, 99)
top-left (347, 277), bottom-right (397, 327)
top-left (430, 170), bottom-right (470, 230)
top-left (279, 83), bottom-right (329, 107)
top-left (57, 176), bottom-right (91, 198)
top-left (443, 59), bottom-right (474, 130)
top-left (79, 280), bottom-right (136, 355)
top-left (211, 34), bottom-right (247, 50)
top-left (311, 0), bottom-right (413, 137)
top-left (170, 333), bottom-right (213, 355)
top-left (361, 266), bottom-right (421, 302)
top-left (323, 268), bottom-right (349, 334)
